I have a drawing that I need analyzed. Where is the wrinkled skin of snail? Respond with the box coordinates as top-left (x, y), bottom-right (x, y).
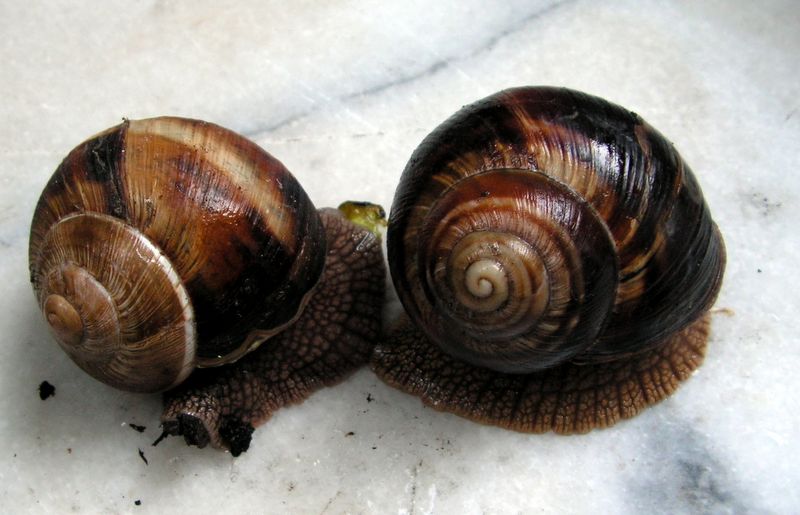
top-left (372, 87), bottom-right (726, 433)
top-left (160, 208), bottom-right (385, 455)
top-left (29, 118), bottom-right (385, 453)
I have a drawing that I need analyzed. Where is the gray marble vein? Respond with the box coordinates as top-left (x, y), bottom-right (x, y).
top-left (629, 423), bottom-right (765, 515)
top-left (241, 0), bottom-right (572, 139)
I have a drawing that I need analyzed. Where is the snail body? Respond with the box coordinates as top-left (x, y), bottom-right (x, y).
top-left (30, 118), bottom-right (385, 453)
top-left (373, 87), bottom-right (725, 432)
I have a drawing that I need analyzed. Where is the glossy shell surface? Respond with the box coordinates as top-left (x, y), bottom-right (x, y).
top-left (29, 117), bottom-right (325, 391)
top-left (388, 87), bottom-right (725, 372)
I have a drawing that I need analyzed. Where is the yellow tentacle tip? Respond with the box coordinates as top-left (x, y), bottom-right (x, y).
top-left (337, 201), bottom-right (387, 239)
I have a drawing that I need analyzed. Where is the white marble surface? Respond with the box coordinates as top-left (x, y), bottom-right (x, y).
top-left (1, 0), bottom-right (798, 513)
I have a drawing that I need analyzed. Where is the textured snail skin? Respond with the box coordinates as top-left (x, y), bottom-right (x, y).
top-left (374, 314), bottom-right (709, 434)
top-left (372, 87), bottom-right (726, 433)
top-left (161, 208), bottom-right (384, 455)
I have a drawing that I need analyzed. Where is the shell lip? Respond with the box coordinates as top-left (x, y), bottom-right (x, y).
top-left (194, 204), bottom-right (330, 368)
top-left (194, 277), bottom-right (319, 368)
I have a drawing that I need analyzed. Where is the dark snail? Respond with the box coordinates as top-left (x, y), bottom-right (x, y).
top-left (29, 117), bottom-right (385, 453)
top-left (372, 87), bottom-right (726, 433)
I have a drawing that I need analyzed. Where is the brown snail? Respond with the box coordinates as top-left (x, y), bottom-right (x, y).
top-left (29, 117), bottom-right (385, 453)
top-left (372, 87), bottom-right (726, 433)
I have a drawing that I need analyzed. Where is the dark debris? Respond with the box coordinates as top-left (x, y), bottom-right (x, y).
top-left (152, 430), bottom-right (169, 447)
top-left (38, 381), bottom-right (55, 400)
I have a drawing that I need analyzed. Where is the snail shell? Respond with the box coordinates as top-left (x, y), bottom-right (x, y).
top-left (29, 117), bottom-right (325, 393)
top-left (374, 87), bottom-right (726, 432)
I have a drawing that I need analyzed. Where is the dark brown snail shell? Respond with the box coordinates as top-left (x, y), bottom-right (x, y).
top-left (373, 87), bottom-right (726, 433)
top-left (29, 117), bottom-right (383, 399)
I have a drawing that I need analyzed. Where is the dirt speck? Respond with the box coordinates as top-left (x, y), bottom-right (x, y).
top-left (38, 381), bottom-right (55, 400)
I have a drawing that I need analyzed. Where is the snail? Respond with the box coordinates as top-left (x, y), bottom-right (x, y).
top-left (372, 87), bottom-right (726, 433)
top-left (29, 117), bottom-right (385, 454)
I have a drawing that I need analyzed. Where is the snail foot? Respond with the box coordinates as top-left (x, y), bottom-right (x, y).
top-left (219, 418), bottom-right (254, 457)
top-left (372, 314), bottom-right (711, 433)
top-left (158, 390), bottom-right (254, 455)
top-left (160, 208), bottom-right (385, 454)
top-left (159, 389), bottom-right (224, 449)
top-left (159, 414), bottom-right (213, 449)
top-left (156, 413), bottom-right (253, 456)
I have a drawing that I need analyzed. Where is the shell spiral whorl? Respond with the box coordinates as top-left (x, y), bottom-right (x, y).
top-left (29, 117), bottom-right (326, 392)
top-left (387, 86), bottom-right (725, 376)
top-left (410, 169), bottom-right (618, 373)
top-left (34, 211), bottom-right (196, 391)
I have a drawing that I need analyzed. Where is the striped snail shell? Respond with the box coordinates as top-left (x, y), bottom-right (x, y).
top-left (29, 117), bottom-right (325, 393)
top-left (374, 87), bottom-right (726, 432)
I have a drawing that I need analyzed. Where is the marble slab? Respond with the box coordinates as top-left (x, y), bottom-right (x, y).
top-left (1, 0), bottom-right (798, 513)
